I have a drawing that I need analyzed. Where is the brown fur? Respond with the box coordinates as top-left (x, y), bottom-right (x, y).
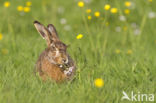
top-left (34, 21), bottom-right (76, 83)
top-left (36, 50), bottom-right (67, 82)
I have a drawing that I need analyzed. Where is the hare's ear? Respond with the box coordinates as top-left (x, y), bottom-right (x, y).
top-left (34, 21), bottom-right (52, 46)
top-left (47, 24), bottom-right (59, 41)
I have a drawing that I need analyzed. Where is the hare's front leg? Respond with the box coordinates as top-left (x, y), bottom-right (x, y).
top-left (41, 59), bottom-right (67, 82)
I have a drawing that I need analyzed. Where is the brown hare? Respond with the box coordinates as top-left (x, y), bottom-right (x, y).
top-left (34, 21), bottom-right (76, 82)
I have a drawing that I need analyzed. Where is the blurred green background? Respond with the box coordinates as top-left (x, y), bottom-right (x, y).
top-left (0, 0), bottom-right (156, 103)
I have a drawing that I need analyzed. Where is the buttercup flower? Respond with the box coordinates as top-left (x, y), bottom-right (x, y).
top-left (127, 49), bottom-right (133, 54)
top-left (123, 26), bottom-right (128, 31)
top-left (100, 17), bottom-right (104, 21)
top-left (0, 33), bottom-right (3, 40)
top-left (111, 8), bottom-right (118, 13)
top-left (94, 78), bottom-right (104, 88)
top-left (115, 49), bottom-right (121, 54)
top-left (17, 6), bottom-right (23, 11)
top-left (78, 1), bottom-right (84, 7)
top-left (86, 9), bottom-right (91, 13)
top-left (88, 16), bottom-right (92, 20)
top-left (26, 1), bottom-right (32, 6)
top-left (148, 0), bottom-right (152, 2)
top-left (4, 1), bottom-right (10, 8)
top-left (124, 9), bottom-right (130, 14)
top-left (94, 11), bottom-right (100, 17)
top-left (105, 22), bottom-right (109, 26)
top-left (76, 34), bottom-right (83, 39)
top-left (125, 1), bottom-right (131, 7)
top-left (104, 4), bottom-right (111, 10)
top-left (1, 48), bottom-right (8, 55)
top-left (24, 7), bottom-right (30, 12)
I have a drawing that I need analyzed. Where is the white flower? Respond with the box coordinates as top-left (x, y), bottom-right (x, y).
top-left (119, 15), bottom-right (126, 21)
top-left (148, 11), bottom-right (156, 19)
top-left (131, 23), bottom-right (138, 29)
top-left (115, 26), bottom-right (121, 32)
top-left (84, 0), bottom-right (92, 3)
top-left (64, 25), bottom-right (71, 31)
top-left (58, 7), bottom-right (65, 14)
top-left (60, 18), bottom-right (67, 24)
top-left (134, 29), bottom-right (141, 35)
top-left (129, 2), bottom-right (135, 9)
top-left (20, 12), bottom-right (25, 16)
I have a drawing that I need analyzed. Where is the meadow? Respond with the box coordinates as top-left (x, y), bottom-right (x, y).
top-left (0, 0), bottom-right (156, 103)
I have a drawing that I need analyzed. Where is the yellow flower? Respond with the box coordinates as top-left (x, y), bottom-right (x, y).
top-left (104, 4), bottom-right (111, 10)
top-left (106, 22), bottom-right (109, 26)
top-left (0, 33), bottom-right (3, 40)
top-left (78, 1), bottom-right (84, 8)
top-left (148, 0), bottom-right (152, 2)
top-left (123, 26), bottom-right (127, 31)
top-left (1, 48), bottom-right (8, 55)
top-left (124, 9), bottom-right (130, 14)
top-left (76, 34), bottom-right (83, 39)
top-left (110, 8), bottom-right (118, 13)
top-left (4, 1), bottom-right (10, 8)
top-left (115, 49), bottom-right (121, 54)
top-left (125, 1), bottom-right (131, 7)
top-left (88, 16), bottom-right (92, 20)
top-left (100, 17), bottom-right (104, 21)
top-left (86, 9), bottom-right (91, 13)
top-left (17, 6), bottom-right (23, 11)
top-left (127, 49), bottom-right (133, 54)
top-left (94, 11), bottom-right (100, 17)
top-left (94, 78), bottom-right (104, 88)
top-left (26, 1), bottom-right (32, 6)
top-left (24, 7), bottom-right (30, 12)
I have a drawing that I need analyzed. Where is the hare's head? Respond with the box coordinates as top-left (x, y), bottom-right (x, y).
top-left (34, 21), bottom-right (68, 65)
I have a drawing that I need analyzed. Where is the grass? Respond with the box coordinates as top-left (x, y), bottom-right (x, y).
top-left (0, 0), bottom-right (156, 103)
